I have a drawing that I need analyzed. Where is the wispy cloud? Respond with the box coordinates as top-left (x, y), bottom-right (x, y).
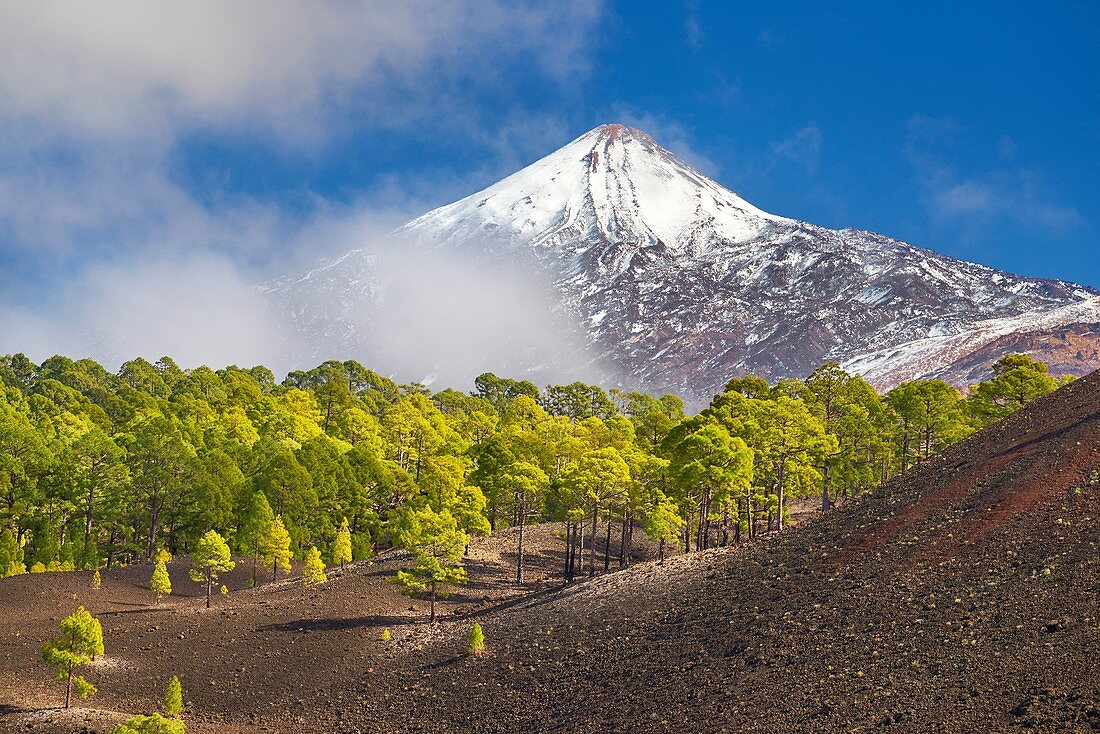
top-left (906, 115), bottom-right (1085, 238)
top-left (770, 126), bottom-right (822, 175)
top-left (684, 0), bottom-right (704, 50)
top-left (612, 109), bottom-right (720, 177)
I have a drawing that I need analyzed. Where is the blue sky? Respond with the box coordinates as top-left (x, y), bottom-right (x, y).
top-left (0, 1), bottom-right (1097, 365)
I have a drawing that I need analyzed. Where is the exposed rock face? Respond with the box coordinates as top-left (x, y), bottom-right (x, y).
top-left (268, 124), bottom-right (1100, 397)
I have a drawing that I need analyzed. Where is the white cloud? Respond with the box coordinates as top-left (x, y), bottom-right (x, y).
top-left (0, 252), bottom-right (283, 370)
top-left (0, 1), bottom-right (606, 376)
top-left (0, 1), bottom-right (601, 141)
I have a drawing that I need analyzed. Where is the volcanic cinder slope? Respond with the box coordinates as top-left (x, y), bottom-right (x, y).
top-left (343, 369), bottom-right (1100, 733)
top-left (268, 124), bottom-right (1100, 400)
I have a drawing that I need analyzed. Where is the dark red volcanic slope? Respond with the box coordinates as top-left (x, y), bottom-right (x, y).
top-left (344, 370), bottom-right (1100, 733)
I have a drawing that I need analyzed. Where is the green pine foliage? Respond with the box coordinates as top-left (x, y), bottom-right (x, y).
top-left (380, 628), bottom-right (392, 641)
top-left (188, 530), bottom-right (234, 609)
top-left (333, 517), bottom-right (352, 569)
top-left (468, 623), bottom-right (485, 653)
top-left (391, 503), bottom-right (470, 622)
top-left (0, 352), bottom-right (1068, 590)
top-left (111, 712), bottom-right (186, 734)
top-left (301, 546), bottom-right (327, 585)
top-left (91, 567), bottom-right (102, 589)
top-left (150, 560), bottom-right (172, 603)
top-left (163, 675), bottom-right (183, 717)
top-left (263, 515), bottom-right (293, 582)
top-left (41, 605), bottom-right (102, 708)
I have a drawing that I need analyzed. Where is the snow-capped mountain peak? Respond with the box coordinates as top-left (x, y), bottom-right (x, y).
top-left (401, 123), bottom-right (788, 261)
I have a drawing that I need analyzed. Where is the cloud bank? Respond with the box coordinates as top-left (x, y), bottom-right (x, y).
top-left (0, 1), bottom-right (605, 385)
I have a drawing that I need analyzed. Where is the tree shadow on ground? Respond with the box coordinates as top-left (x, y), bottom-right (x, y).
top-left (257, 613), bottom-right (416, 633)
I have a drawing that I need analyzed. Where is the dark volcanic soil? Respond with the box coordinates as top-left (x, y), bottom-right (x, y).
top-left (3, 372), bottom-right (1100, 733)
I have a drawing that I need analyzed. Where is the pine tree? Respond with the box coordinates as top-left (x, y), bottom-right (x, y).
top-left (380, 628), bottom-right (392, 641)
top-left (91, 617), bottom-right (104, 661)
top-left (301, 546), bottom-right (327, 585)
top-left (468, 622), bottom-right (485, 653)
top-left (41, 605), bottom-right (102, 707)
top-left (239, 491), bottom-right (274, 586)
top-left (642, 491), bottom-right (684, 562)
top-left (110, 712), bottom-right (186, 734)
top-left (333, 517), bottom-right (352, 570)
top-left (163, 675), bottom-right (182, 717)
top-left (0, 527), bottom-right (25, 577)
top-left (391, 504), bottom-right (469, 623)
top-left (150, 559), bottom-right (172, 604)
top-left (188, 530), bottom-right (234, 609)
top-left (262, 515), bottom-right (292, 582)
top-left (91, 567), bottom-right (102, 589)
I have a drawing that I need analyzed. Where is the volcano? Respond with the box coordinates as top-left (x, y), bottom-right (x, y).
top-left (268, 124), bottom-right (1100, 397)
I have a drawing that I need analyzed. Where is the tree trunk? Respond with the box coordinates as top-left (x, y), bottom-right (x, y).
top-left (658, 538), bottom-right (666, 563)
top-left (588, 502), bottom-right (598, 577)
top-left (602, 509), bottom-right (611, 572)
top-left (777, 459), bottom-right (787, 531)
top-left (563, 522), bottom-right (571, 581)
top-left (64, 636), bottom-right (74, 708)
top-left (516, 492), bottom-right (526, 585)
top-left (206, 577), bottom-right (212, 608)
top-left (84, 483), bottom-right (95, 544)
top-left (734, 498), bottom-right (743, 544)
top-left (430, 579), bottom-right (437, 622)
top-left (822, 461), bottom-right (832, 512)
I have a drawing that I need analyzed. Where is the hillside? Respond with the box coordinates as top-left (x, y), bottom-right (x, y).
top-left (3, 372), bottom-right (1098, 732)
top-left (335, 368), bottom-right (1100, 732)
top-left (267, 124), bottom-right (1100, 399)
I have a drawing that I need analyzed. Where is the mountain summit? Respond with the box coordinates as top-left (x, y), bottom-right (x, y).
top-left (400, 123), bottom-right (788, 258)
top-left (269, 124), bottom-right (1100, 398)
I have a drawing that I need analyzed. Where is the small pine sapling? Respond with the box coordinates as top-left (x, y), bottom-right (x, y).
top-left (468, 623), bottom-right (485, 654)
top-left (380, 628), bottom-right (392, 641)
top-left (110, 712), bottom-right (186, 734)
top-left (163, 675), bottom-right (183, 717)
top-left (150, 560), bottom-right (171, 603)
top-left (333, 517), bottom-right (352, 571)
top-left (91, 617), bottom-right (104, 661)
top-left (263, 516), bottom-right (293, 582)
top-left (41, 605), bottom-right (102, 707)
top-left (301, 546), bottom-right (327, 585)
top-left (91, 568), bottom-right (102, 589)
top-left (188, 530), bottom-right (234, 609)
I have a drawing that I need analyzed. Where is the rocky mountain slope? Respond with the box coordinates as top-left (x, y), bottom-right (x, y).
top-left (268, 124), bottom-right (1100, 397)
